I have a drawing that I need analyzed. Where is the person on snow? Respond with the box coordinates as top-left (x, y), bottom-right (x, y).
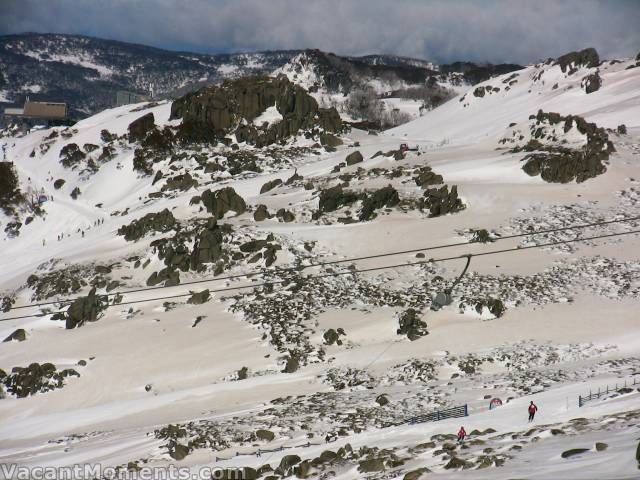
top-left (457, 426), bottom-right (467, 443)
top-left (528, 401), bottom-right (538, 422)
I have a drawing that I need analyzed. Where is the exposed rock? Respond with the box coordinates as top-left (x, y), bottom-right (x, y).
top-left (423, 185), bottom-right (465, 217)
top-left (276, 208), bottom-right (295, 223)
top-left (170, 75), bottom-right (342, 146)
top-left (375, 394), bottom-right (390, 406)
top-left (260, 178), bottom-right (282, 194)
top-left (403, 467), bottom-right (431, 480)
top-left (255, 429), bottom-right (275, 442)
top-left (444, 457), bottom-right (472, 470)
top-left (66, 287), bottom-right (105, 329)
top-left (59, 143), bottom-right (86, 168)
top-left (169, 443), bottom-right (190, 461)
top-left (582, 71), bottom-right (602, 94)
top-left (118, 208), bottom-right (176, 241)
top-left (3, 328), bottom-right (26, 342)
top-left (561, 448), bottom-right (590, 458)
top-left (53, 179), bottom-right (66, 190)
top-left (320, 133), bottom-right (343, 147)
top-left (358, 458), bottom-right (385, 473)
top-left (1, 362), bottom-right (79, 398)
top-left (190, 218), bottom-right (224, 269)
top-left (397, 308), bottom-right (428, 341)
top-left (161, 172), bottom-right (198, 192)
top-left (359, 185), bottom-right (399, 221)
top-left (345, 150), bottom-right (363, 166)
top-left (470, 229), bottom-right (493, 243)
top-left (595, 442), bottom-right (608, 451)
top-left (519, 111), bottom-right (612, 183)
top-left (187, 289), bottom-right (210, 305)
top-left (555, 48), bottom-right (600, 74)
top-left (318, 185), bottom-right (359, 213)
top-left (70, 186), bottom-right (81, 199)
top-left (283, 354), bottom-right (300, 373)
top-left (617, 124), bottom-right (627, 135)
top-left (414, 166), bottom-right (443, 187)
top-left (198, 187), bottom-right (246, 218)
top-left (128, 112), bottom-right (155, 143)
top-left (253, 204), bottom-right (273, 222)
top-left (323, 328), bottom-right (345, 346)
top-left (278, 454), bottom-right (301, 471)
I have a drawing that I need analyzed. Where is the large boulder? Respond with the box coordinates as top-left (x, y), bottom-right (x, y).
top-left (65, 287), bottom-right (104, 329)
top-left (345, 150), bottom-right (363, 166)
top-left (190, 219), bottom-right (223, 269)
top-left (3, 329), bottom-right (26, 342)
top-left (198, 187), bottom-right (246, 218)
top-left (397, 308), bottom-right (428, 340)
top-left (128, 112), bottom-right (155, 143)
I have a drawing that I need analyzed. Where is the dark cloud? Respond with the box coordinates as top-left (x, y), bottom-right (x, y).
top-left (2, 0), bottom-right (639, 63)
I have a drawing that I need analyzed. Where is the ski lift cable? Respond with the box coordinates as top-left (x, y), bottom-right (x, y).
top-left (1, 228), bottom-right (639, 323)
top-left (6, 215), bottom-right (640, 313)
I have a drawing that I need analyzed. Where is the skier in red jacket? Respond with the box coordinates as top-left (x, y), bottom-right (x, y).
top-left (528, 401), bottom-right (538, 422)
top-left (457, 426), bottom-right (467, 443)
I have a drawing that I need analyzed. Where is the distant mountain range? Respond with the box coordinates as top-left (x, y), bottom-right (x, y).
top-left (0, 33), bottom-right (523, 119)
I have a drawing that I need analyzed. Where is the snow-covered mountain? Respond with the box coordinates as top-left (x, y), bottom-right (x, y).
top-left (1, 46), bottom-right (640, 479)
top-left (0, 33), bottom-right (522, 122)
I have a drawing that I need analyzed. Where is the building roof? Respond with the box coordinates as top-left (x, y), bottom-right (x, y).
top-left (4, 100), bottom-right (68, 119)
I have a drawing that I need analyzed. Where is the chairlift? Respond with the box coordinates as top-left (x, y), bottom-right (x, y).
top-left (431, 254), bottom-right (471, 311)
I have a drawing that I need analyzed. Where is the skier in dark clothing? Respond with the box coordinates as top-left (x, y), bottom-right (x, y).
top-left (528, 401), bottom-right (538, 422)
top-left (457, 426), bottom-right (467, 443)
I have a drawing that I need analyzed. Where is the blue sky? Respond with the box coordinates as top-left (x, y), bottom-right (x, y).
top-left (1, 0), bottom-right (639, 63)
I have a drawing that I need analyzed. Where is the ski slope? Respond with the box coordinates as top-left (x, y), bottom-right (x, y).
top-left (1, 53), bottom-right (640, 479)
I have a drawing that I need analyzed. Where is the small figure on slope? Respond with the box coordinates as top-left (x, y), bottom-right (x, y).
top-left (457, 426), bottom-right (467, 443)
top-left (528, 401), bottom-right (538, 422)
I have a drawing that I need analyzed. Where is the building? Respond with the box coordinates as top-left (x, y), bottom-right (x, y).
top-left (116, 90), bottom-right (149, 107)
top-left (3, 98), bottom-right (68, 120)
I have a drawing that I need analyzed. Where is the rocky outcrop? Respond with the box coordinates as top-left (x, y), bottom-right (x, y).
top-left (517, 110), bottom-right (613, 183)
top-left (414, 166), bottom-right (443, 188)
top-left (359, 185), bottom-right (399, 221)
top-left (422, 185), bottom-right (465, 217)
top-left (65, 287), bottom-right (105, 329)
top-left (397, 308), bottom-right (428, 341)
top-left (260, 178), bottom-right (282, 194)
top-left (190, 218), bottom-right (224, 269)
top-left (318, 185), bottom-right (359, 213)
top-left (555, 48), bottom-right (599, 74)
top-left (59, 143), bottom-right (86, 168)
top-left (170, 75), bottom-right (342, 146)
top-left (195, 187), bottom-right (246, 218)
top-left (253, 204), bottom-right (272, 221)
top-left (128, 112), bottom-right (155, 143)
top-left (3, 328), bottom-right (26, 342)
top-left (0, 362), bottom-right (80, 398)
top-left (117, 208), bottom-right (176, 241)
top-left (582, 71), bottom-right (602, 94)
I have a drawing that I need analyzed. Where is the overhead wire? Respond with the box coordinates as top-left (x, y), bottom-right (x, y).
top-left (1, 227), bottom-right (639, 323)
top-left (5, 214), bottom-right (640, 313)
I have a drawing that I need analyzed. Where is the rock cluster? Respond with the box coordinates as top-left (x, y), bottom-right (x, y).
top-left (193, 187), bottom-right (246, 218)
top-left (170, 75), bottom-right (343, 146)
top-left (65, 287), bottom-right (106, 329)
top-left (117, 208), bottom-right (176, 241)
top-left (0, 362), bottom-right (80, 398)
top-left (555, 48), bottom-right (600, 74)
top-left (516, 110), bottom-right (613, 183)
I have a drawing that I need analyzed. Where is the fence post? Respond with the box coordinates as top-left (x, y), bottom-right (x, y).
top-left (578, 396), bottom-right (582, 408)
top-left (464, 404), bottom-right (468, 416)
